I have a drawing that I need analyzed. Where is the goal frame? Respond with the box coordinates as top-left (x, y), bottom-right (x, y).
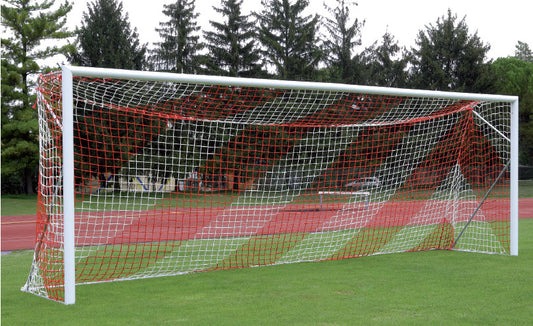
top-left (56, 65), bottom-right (519, 304)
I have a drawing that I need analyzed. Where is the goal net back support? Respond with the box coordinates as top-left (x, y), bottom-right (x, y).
top-left (23, 66), bottom-right (519, 304)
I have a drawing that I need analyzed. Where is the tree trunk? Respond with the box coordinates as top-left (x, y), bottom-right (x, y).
top-left (25, 168), bottom-right (34, 195)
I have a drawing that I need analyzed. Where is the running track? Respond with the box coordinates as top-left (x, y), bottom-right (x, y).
top-left (2, 198), bottom-right (532, 252)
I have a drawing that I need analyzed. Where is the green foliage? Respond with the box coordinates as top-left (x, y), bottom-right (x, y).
top-left (151, 0), bottom-right (203, 73)
top-left (322, 0), bottom-right (364, 83)
top-left (514, 41), bottom-right (533, 63)
top-left (126, 86), bottom-right (284, 185)
top-left (492, 55), bottom-right (533, 165)
top-left (256, 0), bottom-right (322, 80)
top-left (358, 32), bottom-right (409, 87)
top-left (203, 0), bottom-right (263, 77)
top-left (70, 0), bottom-right (147, 69)
top-left (1, 60), bottom-right (39, 194)
top-left (206, 125), bottom-right (304, 185)
top-left (72, 78), bottom-right (167, 188)
top-left (1, 0), bottom-right (73, 194)
top-left (409, 9), bottom-right (492, 92)
top-left (1, 114), bottom-right (39, 191)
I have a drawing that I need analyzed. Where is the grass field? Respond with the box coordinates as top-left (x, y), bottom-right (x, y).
top-left (2, 219), bottom-right (532, 325)
top-left (520, 179), bottom-right (533, 197)
top-left (1, 194), bottom-right (38, 216)
top-left (2, 181), bottom-right (532, 325)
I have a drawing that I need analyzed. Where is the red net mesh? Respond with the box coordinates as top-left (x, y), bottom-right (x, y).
top-left (25, 73), bottom-right (512, 302)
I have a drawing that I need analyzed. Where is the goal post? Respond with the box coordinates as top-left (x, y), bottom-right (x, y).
top-left (62, 66), bottom-right (76, 305)
top-left (23, 66), bottom-right (519, 304)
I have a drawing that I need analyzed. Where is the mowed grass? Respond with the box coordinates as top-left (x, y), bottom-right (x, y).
top-left (1, 194), bottom-right (38, 216)
top-left (2, 181), bottom-right (532, 325)
top-left (2, 219), bottom-right (532, 325)
top-left (520, 179), bottom-right (533, 197)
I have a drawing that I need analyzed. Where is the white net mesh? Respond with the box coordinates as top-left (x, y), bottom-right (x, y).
top-left (24, 70), bottom-right (513, 302)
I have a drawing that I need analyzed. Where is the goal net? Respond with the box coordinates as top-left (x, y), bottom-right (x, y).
top-left (23, 67), bottom-right (518, 304)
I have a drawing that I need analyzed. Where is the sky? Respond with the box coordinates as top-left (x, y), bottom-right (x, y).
top-left (60, 0), bottom-right (532, 63)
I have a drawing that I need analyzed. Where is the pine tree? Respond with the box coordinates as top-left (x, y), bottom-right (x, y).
top-left (1, 0), bottom-right (73, 194)
top-left (203, 0), bottom-right (262, 77)
top-left (322, 0), bottom-right (364, 83)
top-left (360, 31), bottom-right (408, 88)
top-left (256, 0), bottom-right (322, 80)
top-left (409, 9), bottom-right (491, 92)
top-left (151, 0), bottom-right (203, 73)
top-left (514, 41), bottom-right (533, 63)
top-left (71, 0), bottom-right (147, 69)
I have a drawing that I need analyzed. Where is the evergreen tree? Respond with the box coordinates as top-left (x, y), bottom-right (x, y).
top-left (151, 0), bottom-right (203, 73)
top-left (1, 0), bottom-right (73, 194)
top-left (322, 0), bottom-right (364, 83)
top-left (256, 0), bottom-right (322, 80)
top-left (409, 9), bottom-right (491, 92)
top-left (514, 41), bottom-right (533, 63)
top-left (203, 0), bottom-right (263, 77)
top-left (492, 57), bottom-right (533, 167)
top-left (71, 0), bottom-right (147, 69)
top-left (359, 31), bottom-right (408, 88)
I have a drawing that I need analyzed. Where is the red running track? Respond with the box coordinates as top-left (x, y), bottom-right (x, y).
top-left (2, 198), bottom-right (532, 252)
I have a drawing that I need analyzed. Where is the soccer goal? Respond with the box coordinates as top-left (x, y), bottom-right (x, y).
top-left (23, 66), bottom-right (519, 304)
